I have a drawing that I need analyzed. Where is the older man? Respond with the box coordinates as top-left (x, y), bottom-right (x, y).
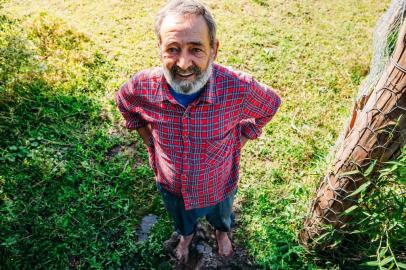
top-left (116, 0), bottom-right (281, 262)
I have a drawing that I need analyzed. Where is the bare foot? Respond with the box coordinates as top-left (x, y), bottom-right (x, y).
top-left (215, 230), bottom-right (233, 257)
top-left (175, 233), bottom-right (194, 263)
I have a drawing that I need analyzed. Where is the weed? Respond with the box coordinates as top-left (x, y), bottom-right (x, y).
top-left (1, 0), bottom-right (398, 269)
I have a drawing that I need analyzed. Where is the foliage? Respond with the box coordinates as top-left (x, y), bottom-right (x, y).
top-left (311, 147), bottom-right (406, 269)
top-left (355, 147), bottom-right (406, 269)
top-left (0, 0), bottom-right (399, 269)
top-left (0, 12), bottom-right (168, 269)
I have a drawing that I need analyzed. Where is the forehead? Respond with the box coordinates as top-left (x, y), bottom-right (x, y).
top-left (160, 13), bottom-right (210, 46)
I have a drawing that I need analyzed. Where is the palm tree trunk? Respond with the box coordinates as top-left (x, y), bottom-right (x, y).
top-left (299, 18), bottom-right (406, 247)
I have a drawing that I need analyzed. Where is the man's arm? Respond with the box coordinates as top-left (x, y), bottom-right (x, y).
top-left (136, 126), bottom-right (152, 147)
top-left (241, 135), bottom-right (249, 148)
top-left (240, 79), bottom-right (281, 140)
top-left (115, 76), bottom-right (150, 143)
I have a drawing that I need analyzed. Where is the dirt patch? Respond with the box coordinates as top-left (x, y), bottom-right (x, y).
top-left (106, 143), bottom-right (138, 159)
top-left (106, 144), bottom-right (125, 159)
top-left (135, 214), bottom-right (158, 242)
top-left (163, 220), bottom-right (257, 269)
top-left (106, 143), bottom-right (145, 171)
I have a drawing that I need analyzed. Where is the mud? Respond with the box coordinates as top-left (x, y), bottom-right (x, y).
top-left (106, 143), bottom-right (145, 170)
top-left (136, 214), bottom-right (158, 242)
top-left (106, 143), bottom-right (137, 160)
top-left (163, 221), bottom-right (257, 269)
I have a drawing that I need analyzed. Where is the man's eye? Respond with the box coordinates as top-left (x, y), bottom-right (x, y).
top-left (191, 48), bottom-right (202, 53)
top-left (167, 48), bottom-right (179, 54)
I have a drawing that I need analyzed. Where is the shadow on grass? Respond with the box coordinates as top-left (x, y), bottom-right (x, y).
top-left (0, 79), bottom-right (161, 269)
top-left (0, 14), bottom-right (170, 269)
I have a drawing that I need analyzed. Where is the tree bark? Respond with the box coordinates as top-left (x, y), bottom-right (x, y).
top-left (299, 18), bottom-right (406, 247)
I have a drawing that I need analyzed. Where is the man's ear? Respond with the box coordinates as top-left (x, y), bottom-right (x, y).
top-left (212, 39), bottom-right (220, 60)
top-left (157, 42), bottom-right (162, 59)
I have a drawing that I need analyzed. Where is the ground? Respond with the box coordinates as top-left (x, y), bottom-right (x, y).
top-left (1, 0), bottom-right (401, 269)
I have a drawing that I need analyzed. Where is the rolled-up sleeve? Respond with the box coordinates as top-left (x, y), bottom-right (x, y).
top-left (240, 79), bottom-right (281, 139)
top-left (115, 76), bottom-right (146, 130)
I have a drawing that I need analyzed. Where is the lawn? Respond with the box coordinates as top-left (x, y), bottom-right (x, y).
top-left (1, 0), bottom-right (404, 269)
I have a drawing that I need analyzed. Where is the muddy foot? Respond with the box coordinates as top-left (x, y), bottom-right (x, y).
top-left (175, 233), bottom-right (194, 263)
top-left (215, 230), bottom-right (233, 257)
top-left (163, 222), bottom-right (257, 269)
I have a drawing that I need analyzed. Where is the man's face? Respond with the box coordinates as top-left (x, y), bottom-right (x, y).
top-left (159, 13), bottom-right (218, 94)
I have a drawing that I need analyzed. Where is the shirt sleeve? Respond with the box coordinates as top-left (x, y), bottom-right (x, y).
top-left (115, 75), bottom-right (147, 130)
top-left (240, 79), bottom-right (282, 139)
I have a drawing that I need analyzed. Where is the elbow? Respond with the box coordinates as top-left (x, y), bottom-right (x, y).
top-left (271, 91), bottom-right (282, 115)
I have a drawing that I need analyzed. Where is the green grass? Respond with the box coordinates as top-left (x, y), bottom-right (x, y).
top-left (1, 0), bottom-right (404, 269)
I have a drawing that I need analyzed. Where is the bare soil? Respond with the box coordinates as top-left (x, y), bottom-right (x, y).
top-left (163, 221), bottom-right (257, 270)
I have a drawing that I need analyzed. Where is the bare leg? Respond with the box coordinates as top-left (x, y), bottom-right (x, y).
top-left (215, 230), bottom-right (233, 257)
top-left (175, 233), bottom-right (194, 263)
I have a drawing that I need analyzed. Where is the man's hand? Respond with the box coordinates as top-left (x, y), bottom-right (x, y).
top-left (136, 126), bottom-right (152, 147)
top-left (241, 135), bottom-right (249, 148)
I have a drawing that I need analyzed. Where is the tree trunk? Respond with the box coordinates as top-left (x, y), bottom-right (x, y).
top-left (299, 18), bottom-right (406, 247)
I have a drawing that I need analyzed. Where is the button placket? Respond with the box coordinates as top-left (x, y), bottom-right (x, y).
top-left (181, 108), bottom-right (190, 195)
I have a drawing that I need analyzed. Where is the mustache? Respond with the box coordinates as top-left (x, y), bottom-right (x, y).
top-left (170, 64), bottom-right (201, 77)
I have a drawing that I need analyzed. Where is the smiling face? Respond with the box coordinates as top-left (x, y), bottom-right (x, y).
top-left (159, 13), bottom-right (219, 94)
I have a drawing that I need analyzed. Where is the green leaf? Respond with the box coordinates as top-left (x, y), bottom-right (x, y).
top-left (364, 160), bottom-right (377, 177)
top-left (341, 205), bottom-right (358, 216)
top-left (397, 262), bottom-right (406, 269)
top-left (314, 231), bottom-right (331, 243)
top-left (384, 161), bottom-right (401, 165)
top-left (362, 260), bottom-right (379, 266)
top-left (379, 256), bottom-right (393, 266)
top-left (378, 247), bottom-right (388, 258)
top-left (349, 229), bottom-right (364, 234)
top-left (338, 170), bottom-right (359, 177)
top-left (346, 181), bottom-right (371, 198)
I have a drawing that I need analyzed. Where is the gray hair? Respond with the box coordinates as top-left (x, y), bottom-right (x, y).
top-left (155, 0), bottom-right (217, 48)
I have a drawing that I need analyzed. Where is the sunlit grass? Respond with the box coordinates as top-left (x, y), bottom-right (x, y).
top-left (1, 0), bottom-right (393, 268)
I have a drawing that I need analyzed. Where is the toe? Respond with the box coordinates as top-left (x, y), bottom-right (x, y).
top-left (175, 245), bottom-right (189, 263)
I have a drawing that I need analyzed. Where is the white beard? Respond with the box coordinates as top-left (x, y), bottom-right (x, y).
top-left (163, 59), bottom-right (213, 95)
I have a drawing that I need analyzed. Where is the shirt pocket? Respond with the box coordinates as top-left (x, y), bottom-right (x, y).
top-left (205, 132), bottom-right (234, 166)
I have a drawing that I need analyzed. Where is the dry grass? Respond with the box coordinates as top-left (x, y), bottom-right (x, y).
top-left (2, 0), bottom-right (391, 268)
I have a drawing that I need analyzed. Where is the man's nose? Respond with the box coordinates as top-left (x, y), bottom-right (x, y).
top-left (177, 51), bottom-right (192, 70)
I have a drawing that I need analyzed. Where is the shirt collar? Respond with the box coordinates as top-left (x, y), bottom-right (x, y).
top-left (155, 65), bottom-right (218, 104)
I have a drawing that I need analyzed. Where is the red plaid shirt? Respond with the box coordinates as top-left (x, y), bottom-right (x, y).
top-left (116, 63), bottom-right (281, 210)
